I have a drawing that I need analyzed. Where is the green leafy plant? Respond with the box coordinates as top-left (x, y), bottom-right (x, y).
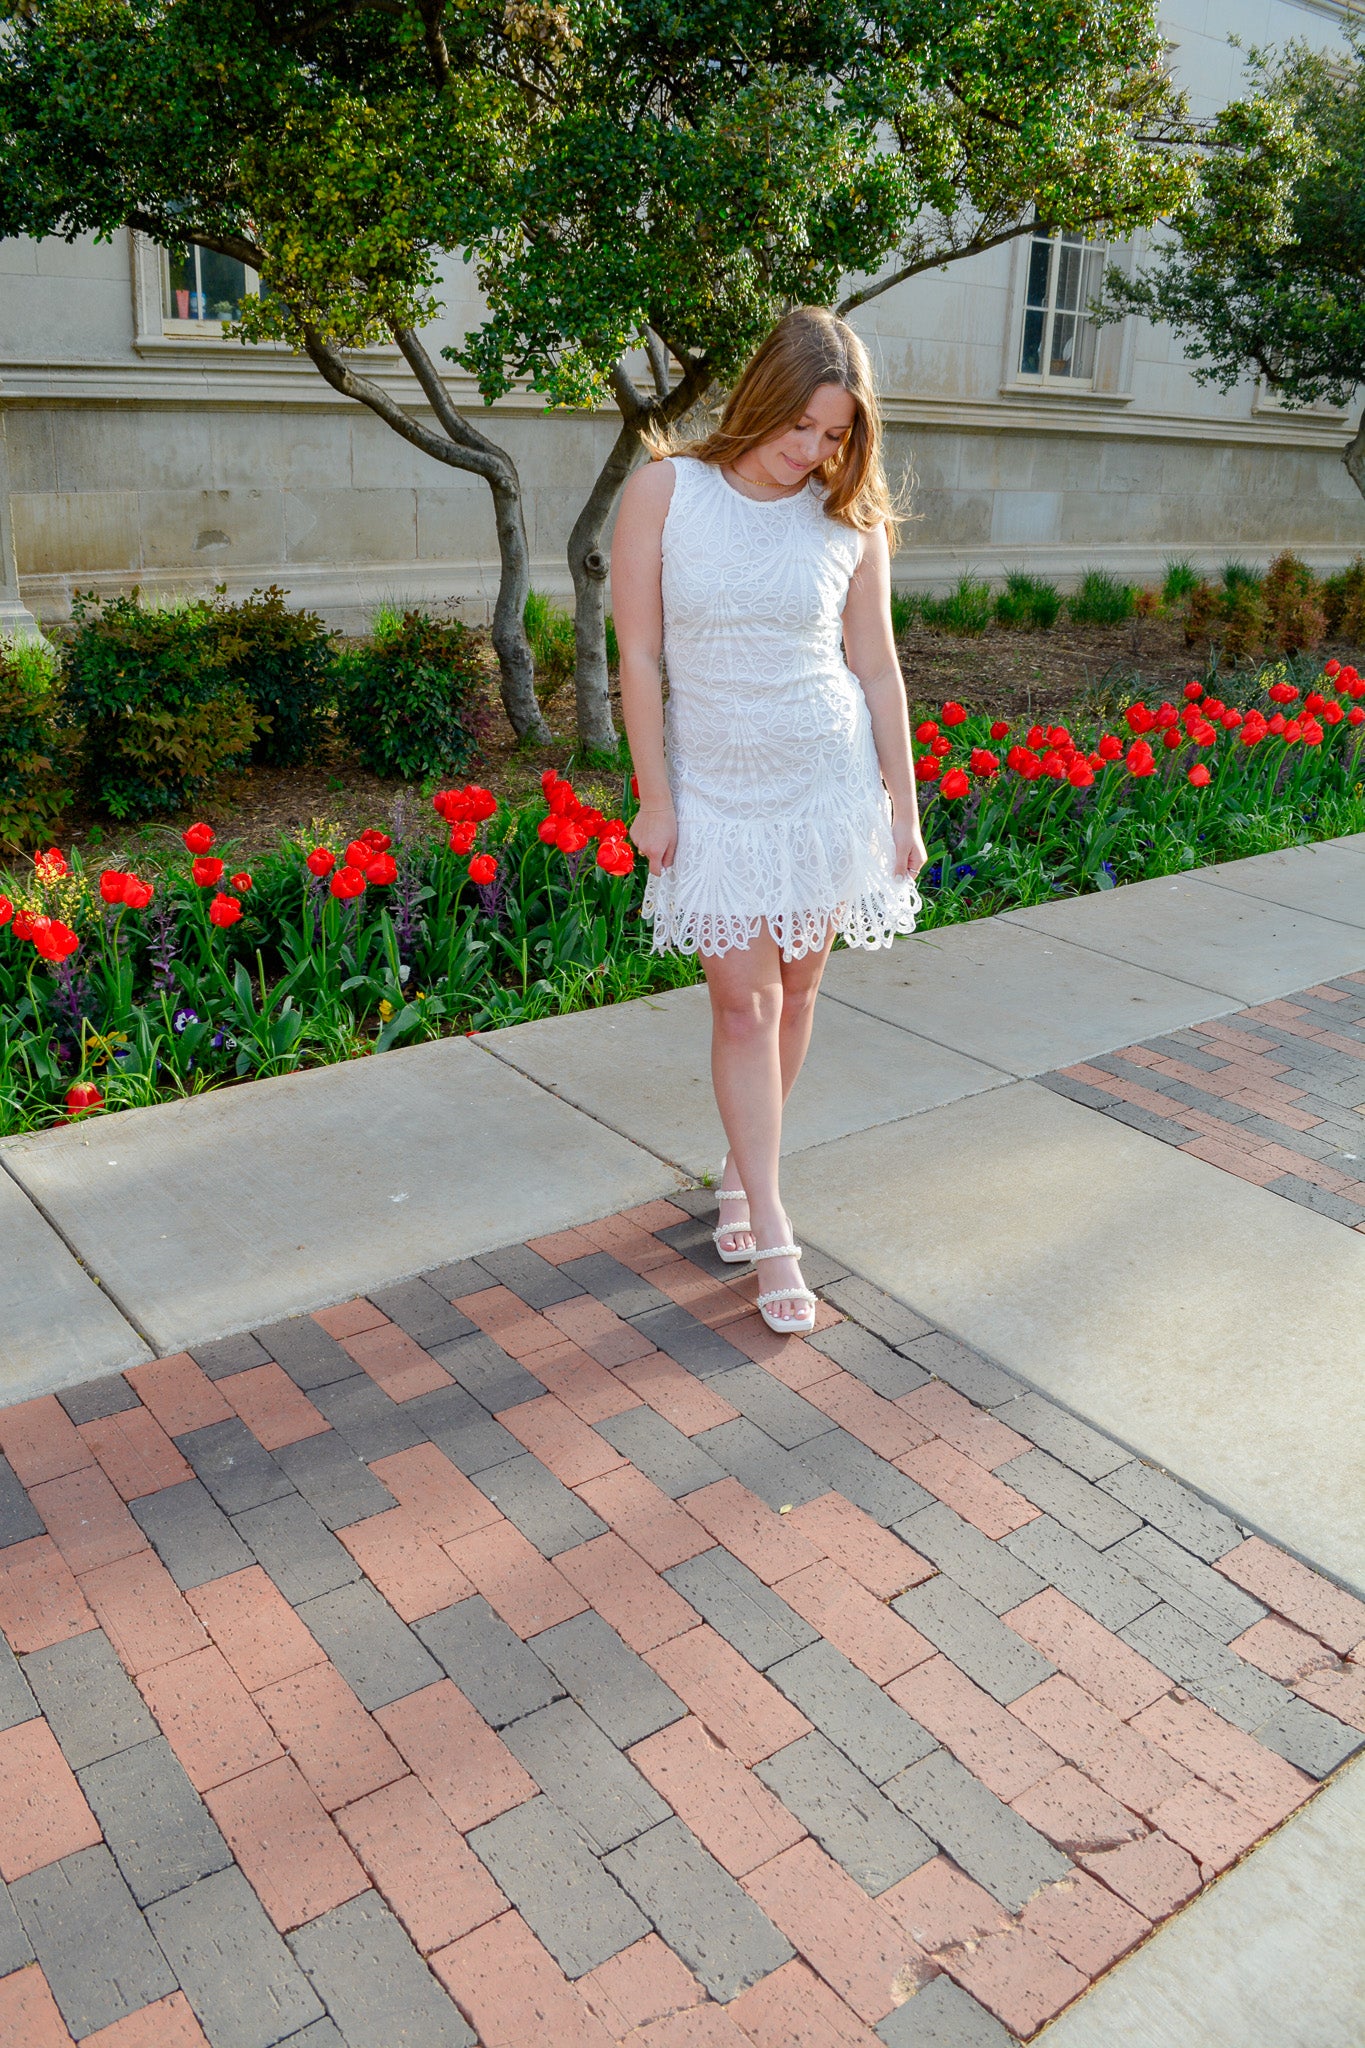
top-left (920, 578), bottom-right (993, 635)
top-left (1322, 557), bottom-right (1365, 642)
top-left (335, 609), bottom-right (492, 781)
top-left (1162, 559), bottom-right (1201, 605)
top-left (1221, 582), bottom-right (1271, 665)
top-left (222, 587), bottom-right (335, 767)
top-left (62, 592), bottom-right (256, 821)
top-left (889, 591), bottom-right (920, 637)
top-left (524, 590), bottom-right (576, 706)
top-left (994, 573), bottom-right (1062, 631)
top-left (1068, 571), bottom-right (1139, 626)
top-left (0, 639), bottom-right (76, 853)
top-left (1262, 551), bottom-right (1326, 656)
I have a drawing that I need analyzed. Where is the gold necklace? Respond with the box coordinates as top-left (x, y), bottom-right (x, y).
top-left (723, 463), bottom-right (803, 500)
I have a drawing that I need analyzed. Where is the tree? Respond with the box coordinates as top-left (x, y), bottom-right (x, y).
top-left (0, 0), bottom-right (558, 740)
top-left (1098, 22), bottom-right (1363, 501)
top-left (459, 0), bottom-right (1282, 743)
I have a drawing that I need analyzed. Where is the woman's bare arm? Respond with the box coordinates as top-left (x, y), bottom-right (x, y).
top-left (842, 522), bottom-right (926, 878)
top-left (611, 459), bottom-right (677, 874)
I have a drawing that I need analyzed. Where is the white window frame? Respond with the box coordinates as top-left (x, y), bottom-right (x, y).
top-left (1015, 229), bottom-right (1106, 386)
top-left (999, 229), bottom-right (1135, 404)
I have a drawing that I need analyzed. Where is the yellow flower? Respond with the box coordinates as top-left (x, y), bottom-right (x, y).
top-left (378, 999), bottom-right (394, 1021)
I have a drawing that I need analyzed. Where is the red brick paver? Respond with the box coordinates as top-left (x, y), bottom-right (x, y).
top-left (0, 1718), bottom-right (101, 1881)
top-left (629, 1716), bottom-right (807, 1877)
top-left (204, 1756), bottom-right (368, 1930)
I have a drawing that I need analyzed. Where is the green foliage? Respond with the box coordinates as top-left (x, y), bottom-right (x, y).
top-left (0, 639), bottom-right (75, 853)
top-left (1221, 560), bottom-right (1262, 595)
top-left (524, 590), bottom-right (576, 705)
top-left (1322, 558), bottom-right (1365, 642)
top-left (1262, 552), bottom-right (1326, 655)
top-left (1068, 572), bottom-right (1138, 626)
top-left (223, 588), bottom-right (334, 768)
top-left (1162, 559), bottom-right (1201, 605)
top-left (1221, 583), bottom-right (1271, 665)
top-left (335, 609), bottom-right (492, 781)
top-left (1098, 23), bottom-right (1365, 500)
top-left (63, 593), bottom-right (256, 821)
top-left (889, 591), bottom-right (919, 637)
top-left (994, 573), bottom-right (1062, 631)
top-left (920, 578), bottom-right (993, 635)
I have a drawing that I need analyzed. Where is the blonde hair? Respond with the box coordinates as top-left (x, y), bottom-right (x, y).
top-left (663, 307), bottom-right (898, 548)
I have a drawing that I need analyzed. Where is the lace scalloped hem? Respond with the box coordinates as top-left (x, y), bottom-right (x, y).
top-left (642, 885), bottom-right (921, 963)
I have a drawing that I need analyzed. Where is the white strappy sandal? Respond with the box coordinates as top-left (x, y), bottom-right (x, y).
top-left (752, 1233), bottom-right (818, 1335)
top-left (712, 1158), bottom-right (756, 1265)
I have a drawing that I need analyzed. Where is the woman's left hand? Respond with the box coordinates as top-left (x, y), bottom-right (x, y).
top-left (893, 811), bottom-right (928, 881)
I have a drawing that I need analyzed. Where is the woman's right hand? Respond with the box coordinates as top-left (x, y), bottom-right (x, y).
top-left (630, 799), bottom-right (678, 876)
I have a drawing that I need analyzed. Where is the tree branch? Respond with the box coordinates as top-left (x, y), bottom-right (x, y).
top-left (418, 0), bottom-right (454, 89)
top-left (390, 324), bottom-right (509, 463)
top-left (1345, 401), bottom-right (1365, 504)
top-left (300, 323), bottom-right (506, 483)
top-left (129, 212), bottom-right (266, 272)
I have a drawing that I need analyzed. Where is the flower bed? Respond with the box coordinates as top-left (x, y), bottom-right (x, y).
top-left (1, 658), bottom-right (1362, 1134)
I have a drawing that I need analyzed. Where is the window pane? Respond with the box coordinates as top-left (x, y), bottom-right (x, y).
top-left (164, 243), bottom-right (202, 320)
top-left (1070, 314), bottom-right (1098, 381)
top-left (198, 248), bottom-right (249, 322)
top-left (1019, 307), bottom-right (1044, 377)
top-left (1025, 235), bottom-right (1053, 309)
top-left (1050, 312), bottom-right (1079, 377)
top-left (1054, 238), bottom-right (1086, 313)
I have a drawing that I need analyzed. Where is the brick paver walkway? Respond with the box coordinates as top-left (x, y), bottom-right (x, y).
top-left (1, 1195), bottom-right (1361, 2047)
top-left (1040, 973), bottom-right (1365, 1229)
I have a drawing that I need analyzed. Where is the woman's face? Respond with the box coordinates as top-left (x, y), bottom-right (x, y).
top-left (745, 381), bottom-right (857, 488)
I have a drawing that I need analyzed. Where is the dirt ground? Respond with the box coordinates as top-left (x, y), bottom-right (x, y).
top-left (47, 616), bottom-right (1364, 869)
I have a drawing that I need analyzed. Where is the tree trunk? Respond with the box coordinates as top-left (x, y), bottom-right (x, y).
top-left (567, 346), bottom-right (711, 752)
top-left (1345, 403), bottom-right (1365, 503)
top-left (487, 465), bottom-right (542, 742)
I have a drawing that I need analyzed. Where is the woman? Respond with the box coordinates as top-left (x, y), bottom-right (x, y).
top-left (612, 306), bottom-right (926, 1334)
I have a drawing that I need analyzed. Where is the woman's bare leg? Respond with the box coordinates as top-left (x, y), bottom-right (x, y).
top-left (705, 927), bottom-right (834, 1316)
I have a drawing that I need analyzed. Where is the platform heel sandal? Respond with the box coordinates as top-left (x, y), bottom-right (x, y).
top-left (752, 1236), bottom-right (818, 1335)
top-left (712, 1159), bottom-right (756, 1265)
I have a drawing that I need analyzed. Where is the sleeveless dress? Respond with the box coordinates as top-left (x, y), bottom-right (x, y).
top-left (643, 456), bottom-right (921, 961)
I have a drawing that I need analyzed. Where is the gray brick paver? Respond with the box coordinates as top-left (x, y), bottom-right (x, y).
top-left (819, 1277), bottom-right (932, 1345)
top-left (561, 1252), bottom-right (671, 1320)
top-left (756, 1732), bottom-right (936, 1894)
top-left (253, 1318), bottom-right (361, 1393)
top-left (131, 1477), bottom-right (254, 1589)
top-left (1106, 1526), bottom-right (1266, 1642)
top-left (307, 1376), bottom-right (429, 1463)
top-left (402, 1382), bottom-right (525, 1481)
top-left (430, 1332), bottom-right (546, 1414)
top-left (191, 1333), bottom-right (274, 1381)
top-left (766, 1639), bottom-right (938, 1785)
top-left (55, 1375), bottom-right (142, 1422)
top-left (876, 1973), bottom-right (1017, 2046)
top-left (1002, 1516), bottom-right (1161, 1632)
top-left (501, 1697), bottom-right (669, 1853)
top-left (0, 1454), bottom-right (44, 1548)
top-left (77, 1734), bottom-right (232, 1905)
top-left (531, 1610), bottom-right (685, 1747)
top-left (469, 1796), bottom-right (648, 1978)
top-left (893, 1577), bottom-right (1054, 1705)
top-left (884, 1749), bottom-right (1070, 1912)
top-left (475, 1242), bottom-right (588, 1308)
top-left (0, 1886), bottom-right (33, 1978)
top-left (414, 1596), bottom-right (563, 1728)
top-left (665, 1549), bottom-right (817, 1671)
top-left (1118, 1604), bottom-right (1292, 1732)
top-left (604, 1815), bottom-right (794, 2001)
top-left (691, 1418), bottom-right (828, 1512)
top-left (366, 1277), bottom-right (477, 1348)
top-left (232, 1493), bottom-right (362, 1605)
top-left (472, 1450), bottom-right (607, 1555)
top-left (20, 1631), bottom-right (157, 1768)
top-left (993, 1448), bottom-right (1143, 1550)
top-left (1253, 1695), bottom-right (1363, 1779)
top-left (288, 1889), bottom-right (475, 2045)
top-left (12, 1845), bottom-right (177, 2039)
top-left (149, 1863), bottom-right (324, 2048)
top-left (895, 1334), bottom-right (1022, 1408)
top-left (273, 1430), bottom-right (398, 1528)
top-left (630, 1303), bottom-right (752, 1377)
top-left (0, 1633), bottom-right (37, 1732)
top-left (294, 1579), bottom-right (441, 1710)
top-left (422, 1256), bottom-right (496, 1300)
top-left (896, 1502), bottom-right (1046, 1615)
top-left (597, 1408), bottom-right (727, 1500)
top-left (988, 1393), bottom-right (1130, 1479)
top-left (707, 1364), bottom-right (830, 1448)
top-left (806, 1320), bottom-right (929, 1399)
top-left (797, 1428), bottom-right (933, 1527)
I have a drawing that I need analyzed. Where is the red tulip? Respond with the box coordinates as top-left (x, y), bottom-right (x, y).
top-left (630, 774), bottom-right (640, 798)
top-left (989, 720), bottom-right (1010, 741)
top-left (556, 821), bottom-right (589, 856)
top-left (192, 857), bottom-right (224, 888)
top-left (537, 817), bottom-right (561, 846)
top-left (124, 875), bottom-right (155, 909)
top-left (1188, 763), bottom-right (1211, 787)
top-left (968, 748), bottom-right (998, 779)
top-left (596, 838), bottom-right (634, 876)
top-left (915, 720), bottom-right (939, 743)
top-left (1324, 659), bottom-right (1340, 677)
top-left (914, 754), bottom-right (941, 781)
top-left (183, 823), bottom-right (215, 854)
top-left (1096, 734), bottom-right (1123, 761)
top-left (547, 779), bottom-right (578, 816)
top-left (469, 853), bottom-right (498, 885)
top-left (360, 828), bottom-right (391, 851)
top-left (1125, 703), bottom-right (1153, 734)
top-left (1321, 701), bottom-right (1343, 725)
top-left (99, 870), bottom-right (131, 904)
top-left (330, 865), bottom-right (367, 899)
top-left (1349, 707), bottom-right (1365, 726)
top-left (1040, 751), bottom-right (1067, 779)
top-left (11, 910), bottom-right (35, 941)
top-left (1282, 720), bottom-right (1302, 745)
top-left (366, 853), bottom-right (398, 884)
top-left (230, 871), bottom-right (253, 892)
top-left (0, 896), bottom-right (11, 927)
top-left (208, 893), bottom-right (242, 927)
top-left (1162, 728), bottom-right (1182, 750)
top-left (1220, 708), bottom-right (1241, 729)
top-left (306, 846), bottom-right (335, 876)
top-left (939, 768), bottom-right (970, 799)
top-left (32, 918), bottom-right (80, 962)
top-left (449, 821), bottom-right (478, 854)
top-left (1303, 691), bottom-right (1327, 714)
top-left (1126, 741), bottom-right (1157, 777)
top-left (65, 1081), bottom-right (103, 1115)
top-left (930, 735), bottom-right (952, 758)
top-left (1268, 681), bottom-right (1298, 705)
top-left (1067, 760), bottom-right (1095, 787)
top-left (1183, 680), bottom-right (1203, 701)
top-left (941, 701), bottom-right (968, 727)
top-left (1026, 724), bottom-right (1047, 750)
top-left (346, 838), bottom-right (375, 872)
top-left (34, 846), bottom-right (69, 880)
top-left (1268, 713), bottom-right (1287, 735)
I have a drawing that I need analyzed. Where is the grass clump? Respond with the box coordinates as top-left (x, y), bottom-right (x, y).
top-left (1067, 570), bottom-right (1138, 625)
top-left (920, 577), bottom-right (993, 635)
top-left (994, 572), bottom-right (1062, 630)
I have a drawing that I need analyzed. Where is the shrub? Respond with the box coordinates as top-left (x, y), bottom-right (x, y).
top-left (336, 608), bottom-right (492, 780)
top-left (1322, 557), bottom-right (1365, 642)
top-left (1068, 570), bottom-right (1138, 625)
top-left (0, 640), bottom-right (76, 852)
top-left (994, 573), bottom-right (1061, 630)
top-left (1220, 560), bottom-right (1262, 595)
top-left (63, 592), bottom-right (256, 820)
top-left (921, 577), bottom-right (993, 634)
top-left (1161, 558), bottom-right (1201, 605)
top-left (1182, 580), bottom-right (1221, 648)
top-left (1261, 552), bottom-right (1326, 656)
top-left (221, 587), bottom-right (334, 766)
top-left (1221, 581), bottom-right (1270, 665)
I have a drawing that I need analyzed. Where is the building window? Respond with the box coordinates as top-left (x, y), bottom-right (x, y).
top-left (162, 243), bottom-right (259, 326)
top-left (1018, 231), bottom-right (1106, 384)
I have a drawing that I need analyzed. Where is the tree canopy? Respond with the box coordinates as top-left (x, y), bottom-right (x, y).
top-left (1099, 22), bottom-right (1363, 499)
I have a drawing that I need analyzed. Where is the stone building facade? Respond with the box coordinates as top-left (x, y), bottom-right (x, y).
top-left (0, 0), bottom-right (1360, 636)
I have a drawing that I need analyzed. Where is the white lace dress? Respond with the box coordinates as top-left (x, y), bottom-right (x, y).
top-left (643, 455), bottom-right (921, 961)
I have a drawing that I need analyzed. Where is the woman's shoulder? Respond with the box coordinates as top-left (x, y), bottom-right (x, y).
top-left (623, 453), bottom-right (691, 512)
